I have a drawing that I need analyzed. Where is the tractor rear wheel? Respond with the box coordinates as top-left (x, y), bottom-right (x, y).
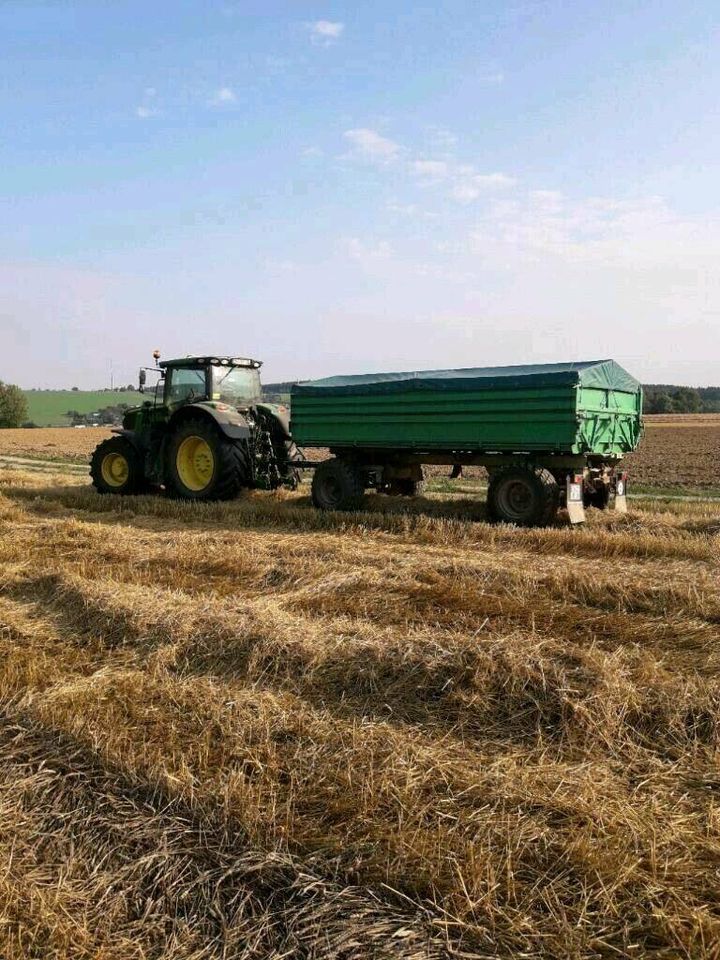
top-left (311, 458), bottom-right (364, 510)
top-left (487, 466), bottom-right (559, 527)
top-left (90, 436), bottom-right (146, 496)
top-left (166, 418), bottom-right (250, 501)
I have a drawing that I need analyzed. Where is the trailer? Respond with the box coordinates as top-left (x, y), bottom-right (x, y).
top-left (290, 359), bottom-right (643, 526)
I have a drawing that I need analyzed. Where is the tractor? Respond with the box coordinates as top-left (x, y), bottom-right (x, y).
top-left (90, 352), bottom-right (300, 500)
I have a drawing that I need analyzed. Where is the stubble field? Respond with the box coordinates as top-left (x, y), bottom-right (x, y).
top-left (0, 417), bottom-right (718, 958)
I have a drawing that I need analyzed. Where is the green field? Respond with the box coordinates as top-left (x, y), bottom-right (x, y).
top-left (24, 390), bottom-right (145, 426)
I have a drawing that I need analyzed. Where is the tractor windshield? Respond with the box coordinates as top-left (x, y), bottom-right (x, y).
top-left (212, 365), bottom-right (262, 406)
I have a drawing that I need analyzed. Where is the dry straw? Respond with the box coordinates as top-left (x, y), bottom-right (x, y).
top-left (0, 464), bottom-right (718, 958)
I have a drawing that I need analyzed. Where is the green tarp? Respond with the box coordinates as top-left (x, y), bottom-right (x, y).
top-left (292, 359), bottom-right (641, 397)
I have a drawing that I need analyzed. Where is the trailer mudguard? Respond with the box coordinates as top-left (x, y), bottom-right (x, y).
top-left (612, 473), bottom-right (628, 514)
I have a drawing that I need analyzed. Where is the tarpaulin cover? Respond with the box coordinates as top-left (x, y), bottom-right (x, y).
top-left (292, 359), bottom-right (641, 397)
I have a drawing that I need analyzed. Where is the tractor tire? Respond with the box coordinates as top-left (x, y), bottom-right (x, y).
top-left (90, 436), bottom-right (146, 496)
top-left (166, 418), bottom-right (250, 501)
top-left (487, 466), bottom-right (559, 527)
top-left (311, 458), bottom-right (364, 511)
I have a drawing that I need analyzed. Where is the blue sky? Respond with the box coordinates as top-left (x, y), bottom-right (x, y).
top-left (1, 0), bottom-right (719, 387)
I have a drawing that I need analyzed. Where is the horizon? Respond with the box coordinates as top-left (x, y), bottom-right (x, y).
top-left (2, 1), bottom-right (719, 388)
top-left (18, 371), bottom-right (720, 391)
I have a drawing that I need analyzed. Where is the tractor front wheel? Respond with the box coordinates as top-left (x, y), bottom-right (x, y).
top-left (90, 436), bottom-right (146, 495)
top-left (167, 419), bottom-right (249, 501)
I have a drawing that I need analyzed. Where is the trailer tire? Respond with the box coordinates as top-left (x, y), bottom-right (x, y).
top-left (312, 458), bottom-right (364, 511)
top-left (487, 466), bottom-right (559, 527)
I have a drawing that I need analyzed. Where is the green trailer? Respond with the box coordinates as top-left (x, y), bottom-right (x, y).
top-left (291, 359), bottom-right (643, 526)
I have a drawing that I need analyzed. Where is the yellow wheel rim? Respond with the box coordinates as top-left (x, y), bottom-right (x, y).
top-left (101, 452), bottom-right (129, 488)
top-left (176, 436), bottom-right (215, 492)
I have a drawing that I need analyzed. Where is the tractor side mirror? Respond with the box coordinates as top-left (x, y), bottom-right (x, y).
top-left (138, 369), bottom-right (146, 393)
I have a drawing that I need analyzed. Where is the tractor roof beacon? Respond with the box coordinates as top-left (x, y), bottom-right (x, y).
top-left (90, 351), bottom-right (301, 501)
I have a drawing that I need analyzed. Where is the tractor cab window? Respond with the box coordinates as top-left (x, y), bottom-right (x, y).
top-left (166, 367), bottom-right (208, 406)
top-left (212, 365), bottom-right (262, 406)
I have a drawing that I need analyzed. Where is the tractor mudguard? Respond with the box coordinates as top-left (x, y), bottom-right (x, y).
top-left (256, 402), bottom-right (291, 438)
top-left (110, 428), bottom-right (146, 454)
top-left (169, 402), bottom-right (251, 441)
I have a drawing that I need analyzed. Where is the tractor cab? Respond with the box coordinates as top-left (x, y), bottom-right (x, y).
top-left (140, 355), bottom-right (263, 412)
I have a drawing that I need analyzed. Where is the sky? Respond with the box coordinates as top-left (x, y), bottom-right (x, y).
top-left (1, 0), bottom-right (719, 389)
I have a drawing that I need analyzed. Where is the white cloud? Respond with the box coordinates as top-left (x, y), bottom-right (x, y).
top-left (209, 87), bottom-right (237, 106)
top-left (451, 172), bottom-right (516, 202)
top-left (425, 126), bottom-right (458, 150)
top-left (387, 201), bottom-right (419, 216)
top-left (135, 87), bottom-right (159, 118)
top-left (475, 173), bottom-right (516, 188)
top-left (413, 160), bottom-right (449, 178)
top-left (301, 146), bottom-right (324, 158)
top-left (344, 237), bottom-right (393, 264)
top-left (466, 192), bottom-right (719, 271)
top-left (342, 127), bottom-right (517, 204)
top-left (307, 20), bottom-right (344, 45)
top-left (451, 183), bottom-right (482, 203)
top-left (343, 128), bottom-right (401, 161)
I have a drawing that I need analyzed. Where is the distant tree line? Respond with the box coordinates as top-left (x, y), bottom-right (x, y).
top-left (643, 385), bottom-right (720, 414)
top-left (27, 385), bottom-right (139, 393)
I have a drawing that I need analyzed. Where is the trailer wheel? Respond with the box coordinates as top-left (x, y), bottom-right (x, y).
top-left (312, 458), bottom-right (364, 510)
top-left (487, 466), bottom-right (559, 527)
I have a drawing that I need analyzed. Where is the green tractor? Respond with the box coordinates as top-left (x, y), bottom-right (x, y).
top-left (90, 352), bottom-right (300, 500)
